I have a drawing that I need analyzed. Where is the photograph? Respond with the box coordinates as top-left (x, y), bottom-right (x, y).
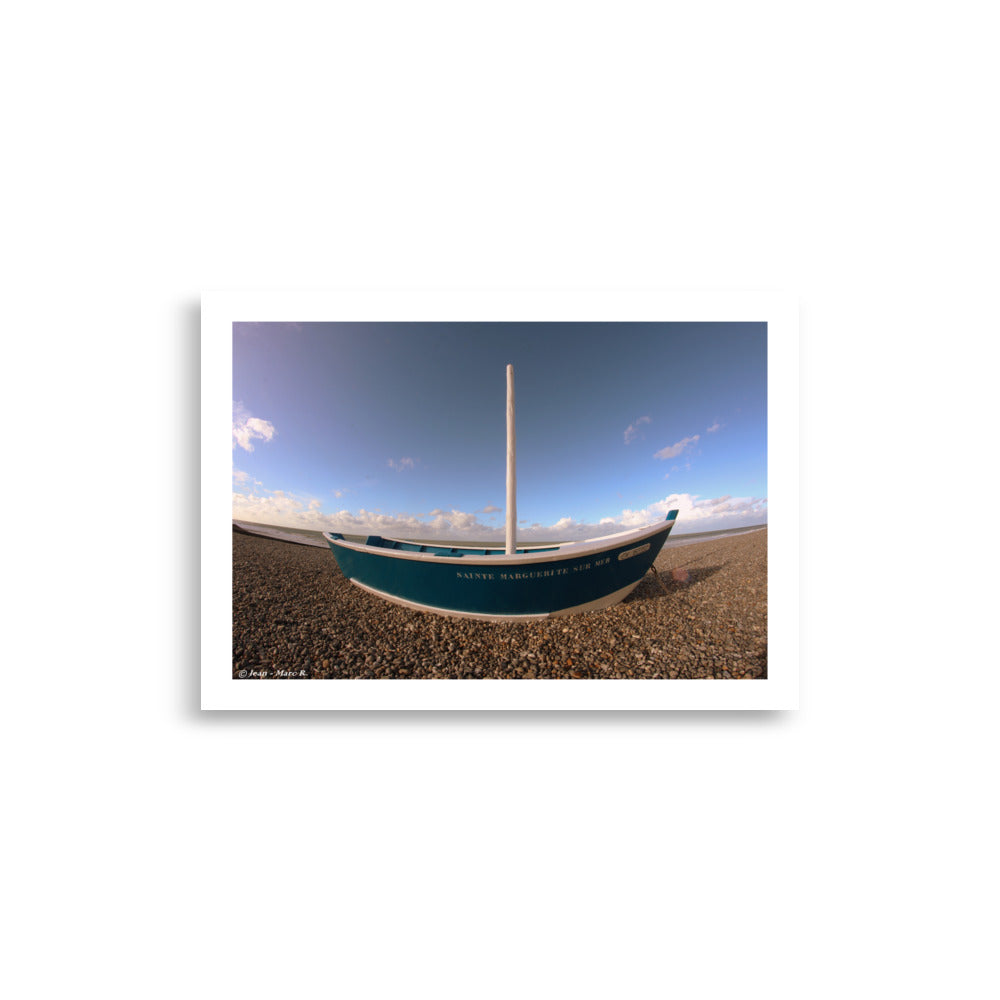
top-left (227, 319), bottom-right (772, 689)
top-left (11, 5), bottom-right (994, 997)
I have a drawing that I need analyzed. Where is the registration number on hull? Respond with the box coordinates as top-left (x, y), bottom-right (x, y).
top-left (617, 542), bottom-right (650, 561)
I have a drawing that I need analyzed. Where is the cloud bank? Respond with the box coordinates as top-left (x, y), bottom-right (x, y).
top-left (233, 487), bottom-right (766, 541)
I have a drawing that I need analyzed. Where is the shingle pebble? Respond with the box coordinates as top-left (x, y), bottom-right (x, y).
top-left (232, 529), bottom-right (768, 680)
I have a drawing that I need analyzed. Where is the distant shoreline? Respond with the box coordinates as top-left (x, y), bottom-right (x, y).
top-left (232, 519), bottom-right (768, 550)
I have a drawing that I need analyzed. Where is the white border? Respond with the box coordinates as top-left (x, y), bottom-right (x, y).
top-left (202, 290), bottom-right (798, 710)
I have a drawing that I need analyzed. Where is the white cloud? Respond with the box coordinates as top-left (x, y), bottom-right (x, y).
top-left (654, 434), bottom-right (699, 460)
top-left (706, 421), bottom-right (722, 433)
top-left (233, 467), bottom-right (263, 489)
top-left (232, 402), bottom-right (275, 452)
top-left (478, 504), bottom-right (501, 513)
top-left (695, 494), bottom-right (730, 507)
top-left (624, 415), bottom-right (651, 445)
top-left (609, 493), bottom-right (767, 533)
top-left (387, 457), bottom-right (415, 471)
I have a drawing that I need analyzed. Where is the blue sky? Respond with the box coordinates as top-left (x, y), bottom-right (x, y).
top-left (232, 322), bottom-right (767, 539)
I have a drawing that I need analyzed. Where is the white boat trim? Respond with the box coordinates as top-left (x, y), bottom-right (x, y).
top-left (348, 578), bottom-right (645, 622)
top-left (323, 517), bottom-right (674, 567)
top-left (377, 535), bottom-right (557, 553)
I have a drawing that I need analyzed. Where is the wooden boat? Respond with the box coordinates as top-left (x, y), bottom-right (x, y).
top-left (322, 366), bottom-right (679, 621)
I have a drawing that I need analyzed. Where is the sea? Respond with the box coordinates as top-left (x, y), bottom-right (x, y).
top-left (232, 520), bottom-right (766, 550)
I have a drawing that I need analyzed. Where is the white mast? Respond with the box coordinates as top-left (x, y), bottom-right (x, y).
top-left (505, 364), bottom-right (516, 555)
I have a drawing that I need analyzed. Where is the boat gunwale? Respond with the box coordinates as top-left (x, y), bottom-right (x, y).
top-left (322, 517), bottom-right (675, 567)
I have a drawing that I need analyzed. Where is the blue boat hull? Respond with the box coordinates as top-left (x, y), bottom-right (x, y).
top-left (323, 514), bottom-right (678, 620)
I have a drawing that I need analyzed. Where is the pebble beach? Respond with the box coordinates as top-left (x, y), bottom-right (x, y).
top-left (232, 526), bottom-right (767, 679)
